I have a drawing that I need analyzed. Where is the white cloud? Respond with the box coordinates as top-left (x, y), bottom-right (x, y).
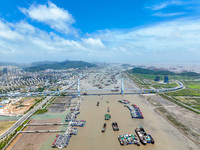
top-left (152, 12), bottom-right (186, 17)
top-left (0, 20), bottom-right (23, 40)
top-left (19, 1), bottom-right (77, 35)
top-left (147, 0), bottom-right (196, 10)
top-left (85, 18), bottom-right (200, 62)
top-left (81, 38), bottom-right (105, 48)
top-left (0, 4), bottom-right (200, 63)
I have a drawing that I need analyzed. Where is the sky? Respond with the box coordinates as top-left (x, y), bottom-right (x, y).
top-left (0, 0), bottom-right (200, 63)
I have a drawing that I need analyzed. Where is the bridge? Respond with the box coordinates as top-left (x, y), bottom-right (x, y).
top-left (20, 130), bottom-right (66, 133)
top-left (0, 76), bottom-right (184, 98)
top-left (26, 123), bottom-right (69, 126)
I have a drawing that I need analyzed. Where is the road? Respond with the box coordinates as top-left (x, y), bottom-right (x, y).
top-left (0, 96), bottom-right (52, 140)
top-left (0, 78), bottom-right (81, 140)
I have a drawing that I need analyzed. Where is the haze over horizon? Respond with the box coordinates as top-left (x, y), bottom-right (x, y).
top-left (0, 0), bottom-right (200, 63)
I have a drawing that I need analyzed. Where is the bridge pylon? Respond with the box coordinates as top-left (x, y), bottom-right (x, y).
top-left (78, 78), bottom-right (80, 96)
top-left (121, 77), bottom-right (124, 95)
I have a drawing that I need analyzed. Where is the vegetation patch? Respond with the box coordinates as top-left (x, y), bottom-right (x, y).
top-left (187, 84), bottom-right (200, 89)
top-left (34, 108), bottom-right (48, 115)
top-left (167, 89), bottom-right (200, 97)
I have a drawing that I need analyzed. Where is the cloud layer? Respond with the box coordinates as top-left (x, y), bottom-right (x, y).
top-left (20, 1), bottom-right (77, 35)
top-left (0, 1), bottom-right (200, 63)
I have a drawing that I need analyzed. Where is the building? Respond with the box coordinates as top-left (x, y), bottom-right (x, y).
top-left (3, 68), bottom-right (8, 74)
top-left (154, 76), bottom-right (160, 82)
top-left (164, 76), bottom-right (169, 83)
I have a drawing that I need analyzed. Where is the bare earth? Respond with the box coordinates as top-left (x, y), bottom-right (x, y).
top-left (0, 120), bottom-right (16, 135)
top-left (7, 118), bottom-right (60, 150)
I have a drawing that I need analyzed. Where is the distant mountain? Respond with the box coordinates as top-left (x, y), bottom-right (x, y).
top-left (31, 61), bottom-right (59, 66)
top-left (129, 67), bottom-right (200, 77)
top-left (0, 62), bottom-right (19, 66)
top-left (26, 60), bottom-right (97, 72)
top-left (121, 64), bottom-right (135, 67)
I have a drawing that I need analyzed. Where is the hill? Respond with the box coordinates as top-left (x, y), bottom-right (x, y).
top-left (31, 61), bottom-right (58, 66)
top-left (130, 68), bottom-right (200, 77)
top-left (0, 62), bottom-right (19, 66)
top-left (26, 60), bottom-right (97, 72)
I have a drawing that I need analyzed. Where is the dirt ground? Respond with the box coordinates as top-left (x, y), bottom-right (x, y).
top-left (3, 97), bottom-right (40, 116)
top-left (47, 96), bottom-right (72, 113)
top-left (0, 120), bottom-right (16, 135)
top-left (146, 94), bottom-right (200, 145)
top-left (7, 118), bottom-right (60, 150)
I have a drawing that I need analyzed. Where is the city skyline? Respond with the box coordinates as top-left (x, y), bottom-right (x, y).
top-left (0, 0), bottom-right (200, 63)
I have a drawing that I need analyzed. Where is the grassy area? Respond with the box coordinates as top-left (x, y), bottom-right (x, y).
top-left (127, 73), bottom-right (150, 88)
top-left (152, 83), bottom-right (177, 89)
top-left (127, 71), bottom-right (200, 112)
top-left (127, 73), bottom-right (178, 89)
top-left (34, 108), bottom-right (48, 115)
top-left (167, 89), bottom-right (200, 97)
top-left (187, 84), bottom-right (200, 89)
top-left (160, 94), bottom-right (200, 113)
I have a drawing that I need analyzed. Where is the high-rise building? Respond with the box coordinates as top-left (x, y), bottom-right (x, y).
top-left (164, 76), bottom-right (169, 83)
top-left (3, 68), bottom-right (8, 74)
top-left (154, 76), bottom-right (160, 81)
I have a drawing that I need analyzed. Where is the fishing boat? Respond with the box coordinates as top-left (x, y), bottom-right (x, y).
top-left (118, 99), bottom-right (130, 104)
top-left (107, 107), bottom-right (110, 112)
top-left (102, 123), bottom-right (106, 132)
top-left (112, 122), bottom-right (119, 131)
top-left (97, 101), bottom-right (99, 106)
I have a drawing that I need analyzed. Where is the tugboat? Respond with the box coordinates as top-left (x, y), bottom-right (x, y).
top-left (135, 126), bottom-right (154, 145)
top-left (102, 123), bottom-right (106, 132)
top-left (97, 101), bottom-right (99, 106)
top-left (112, 122), bottom-right (119, 131)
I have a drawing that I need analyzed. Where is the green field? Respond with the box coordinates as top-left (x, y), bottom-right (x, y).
top-left (127, 71), bottom-right (200, 112)
top-left (187, 84), bottom-right (200, 89)
top-left (128, 73), bottom-right (178, 89)
top-left (167, 89), bottom-right (200, 97)
top-left (152, 83), bottom-right (177, 89)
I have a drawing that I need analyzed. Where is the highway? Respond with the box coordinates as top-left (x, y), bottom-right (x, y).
top-left (0, 78), bottom-right (82, 140)
top-left (0, 96), bottom-right (52, 140)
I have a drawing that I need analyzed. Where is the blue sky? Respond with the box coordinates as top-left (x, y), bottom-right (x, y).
top-left (0, 0), bottom-right (200, 63)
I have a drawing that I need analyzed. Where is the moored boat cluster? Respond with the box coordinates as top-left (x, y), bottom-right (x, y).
top-left (52, 97), bottom-right (86, 149)
top-left (117, 99), bottom-right (154, 147)
top-left (124, 104), bottom-right (144, 119)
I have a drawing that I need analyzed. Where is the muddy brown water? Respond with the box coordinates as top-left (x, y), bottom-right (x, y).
top-left (65, 94), bottom-right (199, 150)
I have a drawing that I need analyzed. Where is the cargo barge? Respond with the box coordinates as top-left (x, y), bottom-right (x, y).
top-left (118, 133), bottom-right (140, 146)
top-left (135, 126), bottom-right (154, 145)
